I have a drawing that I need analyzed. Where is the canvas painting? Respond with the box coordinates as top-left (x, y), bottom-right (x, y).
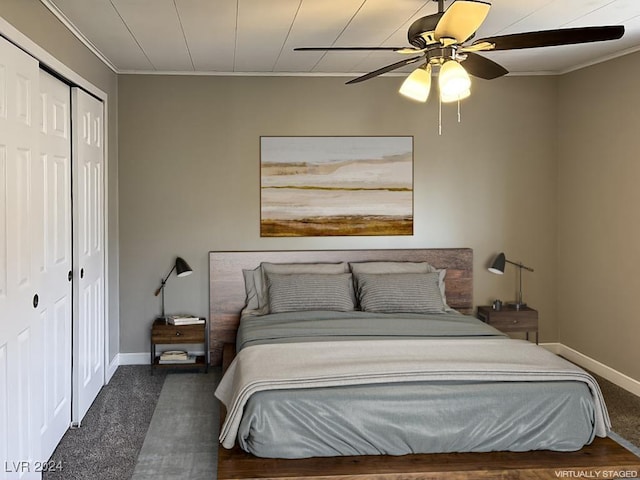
top-left (260, 136), bottom-right (413, 237)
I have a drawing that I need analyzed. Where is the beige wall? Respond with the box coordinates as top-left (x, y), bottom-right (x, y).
top-left (558, 51), bottom-right (640, 381)
top-left (119, 74), bottom-right (558, 354)
top-left (3, 0), bottom-right (638, 386)
top-left (0, 0), bottom-right (120, 362)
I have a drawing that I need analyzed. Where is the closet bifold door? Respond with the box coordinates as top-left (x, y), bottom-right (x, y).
top-left (71, 87), bottom-right (105, 425)
top-left (0, 36), bottom-right (45, 478)
top-left (39, 69), bottom-right (73, 460)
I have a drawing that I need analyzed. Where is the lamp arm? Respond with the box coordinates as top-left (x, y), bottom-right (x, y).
top-left (505, 259), bottom-right (534, 272)
top-left (154, 264), bottom-right (176, 296)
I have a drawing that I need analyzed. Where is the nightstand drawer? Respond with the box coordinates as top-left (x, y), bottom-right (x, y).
top-left (486, 315), bottom-right (538, 332)
top-left (151, 324), bottom-right (204, 343)
top-left (476, 305), bottom-right (539, 343)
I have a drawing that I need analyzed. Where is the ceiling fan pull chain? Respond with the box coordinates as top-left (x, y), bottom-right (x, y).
top-left (438, 95), bottom-right (442, 136)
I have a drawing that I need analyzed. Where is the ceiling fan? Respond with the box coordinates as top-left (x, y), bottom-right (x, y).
top-left (295, 0), bottom-right (625, 103)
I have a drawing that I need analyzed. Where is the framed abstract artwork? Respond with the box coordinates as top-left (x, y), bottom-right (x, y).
top-left (260, 136), bottom-right (413, 237)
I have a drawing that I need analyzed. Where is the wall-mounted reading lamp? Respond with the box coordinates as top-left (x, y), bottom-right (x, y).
top-left (488, 252), bottom-right (534, 311)
top-left (154, 256), bottom-right (193, 320)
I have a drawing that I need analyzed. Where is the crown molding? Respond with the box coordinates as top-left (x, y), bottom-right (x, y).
top-left (39, 0), bottom-right (119, 73)
top-left (559, 45), bottom-right (640, 75)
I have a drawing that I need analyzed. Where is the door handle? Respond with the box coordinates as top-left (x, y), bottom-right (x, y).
top-left (80, 268), bottom-right (84, 279)
top-left (33, 294), bottom-right (39, 308)
top-left (68, 270), bottom-right (73, 281)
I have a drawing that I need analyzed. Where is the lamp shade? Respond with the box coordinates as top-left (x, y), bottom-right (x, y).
top-left (175, 257), bottom-right (193, 277)
top-left (155, 256), bottom-right (193, 319)
top-left (488, 252), bottom-right (506, 275)
top-left (399, 64), bottom-right (432, 102)
top-left (439, 60), bottom-right (471, 102)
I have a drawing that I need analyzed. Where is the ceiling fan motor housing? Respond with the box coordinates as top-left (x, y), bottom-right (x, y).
top-left (408, 14), bottom-right (444, 48)
top-left (425, 46), bottom-right (457, 66)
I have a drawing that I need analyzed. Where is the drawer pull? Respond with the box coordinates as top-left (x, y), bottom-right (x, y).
top-left (512, 320), bottom-right (518, 324)
top-left (175, 331), bottom-right (182, 336)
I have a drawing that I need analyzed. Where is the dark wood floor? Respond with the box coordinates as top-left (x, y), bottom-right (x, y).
top-left (218, 437), bottom-right (640, 480)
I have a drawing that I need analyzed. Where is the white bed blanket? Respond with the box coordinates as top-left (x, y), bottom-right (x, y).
top-left (215, 338), bottom-right (610, 449)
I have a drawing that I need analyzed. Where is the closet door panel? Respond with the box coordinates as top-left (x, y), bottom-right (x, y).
top-left (72, 88), bottom-right (104, 424)
top-left (0, 344), bottom-right (6, 468)
top-left (0, 145), bottom-right (5, 300)
top-left (0, 45), bottom-right (11, 477)
top-left (0, 35), bottom-right (43, 477)
top-left (39, 70), bottom-right (72, 459)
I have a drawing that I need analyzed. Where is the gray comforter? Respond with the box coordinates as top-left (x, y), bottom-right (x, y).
top-left (237, 310), bottom-right (507, 349)
top-left (216, 310), bottom-right (609, 458)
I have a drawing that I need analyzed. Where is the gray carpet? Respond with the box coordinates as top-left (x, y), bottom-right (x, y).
top-left (44, 366), bottom-right (167, 480)
top-left (592, 373), bottom-right (640, 453)
top-left (45, 365), bottom-right (640, 480)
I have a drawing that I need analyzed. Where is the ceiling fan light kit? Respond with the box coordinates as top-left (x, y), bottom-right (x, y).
top-left (399, 64), bottom-right (432, 102)
top-left (438, 60), bottom-right (471, 103)
top-left (399, 56), bottom-right (472, 104)
top-left (295, 0), bottom-right (625, 117)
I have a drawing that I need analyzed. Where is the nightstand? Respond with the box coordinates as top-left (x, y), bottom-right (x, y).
top-left (477, 305), bottom-right (539, 344)
top-left (150, 318), bottom-right (209, 373)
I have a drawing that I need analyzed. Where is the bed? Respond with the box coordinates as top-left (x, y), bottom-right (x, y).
top-left (209, 249), bottom-right (640, 479)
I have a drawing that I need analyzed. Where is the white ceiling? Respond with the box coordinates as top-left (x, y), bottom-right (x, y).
top-left (42, 0), bottom-right (640, 77)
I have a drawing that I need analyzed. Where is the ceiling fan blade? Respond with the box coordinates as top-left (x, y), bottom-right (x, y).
top-left (346, 56), bottom-right (423, 84)
top-left (294, 46), bottom-right (405, 52)
top-left (461, 52), bottom-right (508, 80)
top-left (471, 25), bottom-right (625, 51)
top-left (435, 0), bottom-right (491, 44)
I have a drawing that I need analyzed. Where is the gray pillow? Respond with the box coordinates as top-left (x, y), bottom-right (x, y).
top-left (349, 262), bottom-right (452, 311)
top-left (355, 272), bottom-right (446, 314)
top-left (266, 273), bottom-right (356, 313)
top-left (260, 262), bottom-right (347, 312)
top-left (349, 261), bottom-right (436, 274)
top-left (242, 267), bottom-right (261, 310)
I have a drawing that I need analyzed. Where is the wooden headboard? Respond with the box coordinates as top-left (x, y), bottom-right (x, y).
top-left (208, 248), bottom-right (473, 365)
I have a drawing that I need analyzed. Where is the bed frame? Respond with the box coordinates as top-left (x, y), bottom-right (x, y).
top-left (209, 248), bottom-right (640, 480)
top-left (209, 248), bottom-right (473, 365)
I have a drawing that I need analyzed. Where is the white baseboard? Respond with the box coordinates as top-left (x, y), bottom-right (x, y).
top-left (118, 352), bottom-right (151, 365)
top-left (539, 342), bottom-right (563, 355)
top-left (105, 356), bottom-right (119, 383)
top-left (541, 342), bottom-right (640, 397)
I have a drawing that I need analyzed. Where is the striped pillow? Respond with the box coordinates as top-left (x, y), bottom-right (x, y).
top-left (266, 273), bottom-right (356, 313)
top-left (349, 261), bottom-right (435, 274)
top-left (355, 272), bottom-right (446, 314)
top-left (260, 262), bottom-right (347, 313)
top-left (349, 261), bottom-right (452, 311)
